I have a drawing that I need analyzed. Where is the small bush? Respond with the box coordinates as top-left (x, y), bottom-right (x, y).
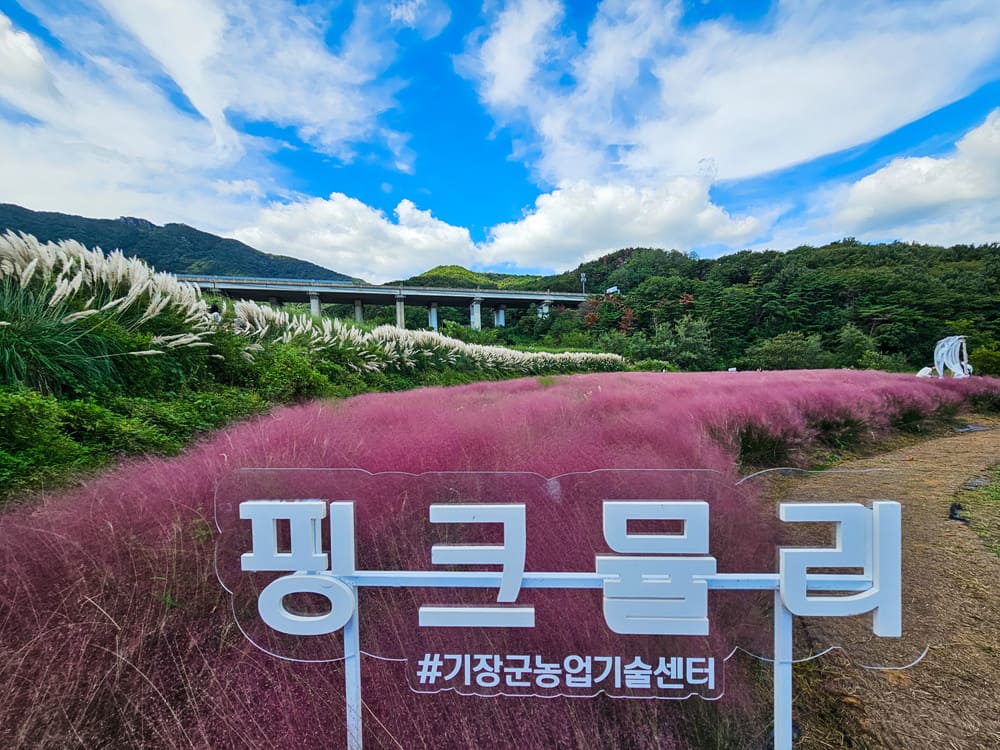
top-left (807, 414), bottom-right (867, 452)
top-left (969, 346), bottom-right (1000, 377)
top-left (742, 331), bottom-right (833, 370)
top-left (0, 281), bottom-right (122, 396)
top-left (969, 389), bottom-right (1000, 413)
top-left (256, 345), bottom-right (332, 403)
top-left (888, 404), bottom-right (928, 433)
top-left (59, 399), bottom-right (179, 455)
top-left (857, 349), bottom-right (912, 372)
top-left (0, 388), bottom-right (92, 494)
top-left (111, 389), bottom-right (267, 445)
top-left (628, 359), bottom-right (678, 372)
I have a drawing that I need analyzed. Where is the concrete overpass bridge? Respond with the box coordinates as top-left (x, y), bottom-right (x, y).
top-left (176, 274), bottom-right (588, 330)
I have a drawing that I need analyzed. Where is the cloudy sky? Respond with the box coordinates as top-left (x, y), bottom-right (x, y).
top-left (1, 0), bottom-right (998, 282)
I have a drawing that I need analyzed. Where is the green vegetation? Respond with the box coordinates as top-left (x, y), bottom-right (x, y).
top-left (0, 202), bottom-right (352, 280)
top-left (8, 204), bottom-right (997, 372)
top-left (394, 264), bottom-right (541, 289)
top-left (4, 211), bottom-right (1000, 497)
top-left (428, 240), bottom-right (1000, 371)
top-left (0, 386), bottom-right (266, 496)
top-left (956, 465), bottom-right (1000, 558)
top-left (0, 232), bottom-right (622, 500)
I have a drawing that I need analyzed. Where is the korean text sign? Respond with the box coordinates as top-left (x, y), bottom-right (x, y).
top-left (215, 468), bottom-right (901, 702)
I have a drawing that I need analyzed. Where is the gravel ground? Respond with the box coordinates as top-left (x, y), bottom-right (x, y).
top-left (774, 417), bottom-right (1000, 749)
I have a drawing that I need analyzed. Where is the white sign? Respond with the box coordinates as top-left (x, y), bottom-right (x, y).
top-left (219, 470), bottom-right (904, 750)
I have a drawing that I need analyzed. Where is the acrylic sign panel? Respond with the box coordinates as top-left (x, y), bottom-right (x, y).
top-left (214, 468), bottom-right (781, 699)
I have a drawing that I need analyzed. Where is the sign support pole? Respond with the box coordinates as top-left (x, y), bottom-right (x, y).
top-left (344, 587), bottom-right (363, 750)
top-left (773, 591), bottom-right (793, 750)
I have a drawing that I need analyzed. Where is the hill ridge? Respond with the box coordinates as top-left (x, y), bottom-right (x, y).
top-left (0, 203), bottom-right (352, 281)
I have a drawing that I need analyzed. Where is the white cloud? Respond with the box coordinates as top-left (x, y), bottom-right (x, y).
top-left (95, 0), bottom-right (234, 148)
top-left (91, 0), bottom-right (401, 158)
top-left (0, 9), bottom-right (259, 229)
top-left (463, 0), bottom-right (1000, 185)
top-left (821, 108), bottom-right (1000, 245)
top-left (4, 1), bottom-right (998, 284)
top-left (0, 3), bottom-right (416, 234)
top-left (213, 179), bottom-right (265, 200)
top-left (0, 12), bottom-right (57, 97)
top-left (229, 177), bottom-right (765, 281)
top-left (389, 0), bottom-right (451, 39)
top-left (0, 117), bottom-right (264, 230)
top-left (458, 0), bottom-right (565, 111)
top-left (231, 194), bottom-right (476, 282)
top-left (483, 179), bottom-right (762, 271)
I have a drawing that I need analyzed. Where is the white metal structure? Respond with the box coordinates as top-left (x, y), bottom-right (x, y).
top-left (933, 335), bottom-right (972, 378)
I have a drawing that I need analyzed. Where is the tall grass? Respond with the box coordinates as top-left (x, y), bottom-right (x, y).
top-left (0, 232), bottom-right (211, 395)
top-left (1, 370), bottom-right (998, 748)
top-left (0, 231), bottom-right (624, 398)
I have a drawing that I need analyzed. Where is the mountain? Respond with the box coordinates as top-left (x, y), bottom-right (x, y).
top-left (394, 264), bottom-right (541, 289)
top-left (0, 203), bottom-right (353, 281)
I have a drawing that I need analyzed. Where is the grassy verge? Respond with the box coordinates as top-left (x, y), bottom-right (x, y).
top-left (0, 364), bottom-right (592, 504)
top-left (954, 463), bottom-right (1000, 558)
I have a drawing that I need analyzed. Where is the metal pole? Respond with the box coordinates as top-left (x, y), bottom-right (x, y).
top-left (344, 588), bottom-right (363, 750)
top-left (773, 590), bottom-right (793, 750)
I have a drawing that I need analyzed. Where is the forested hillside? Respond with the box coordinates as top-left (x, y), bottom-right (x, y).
top-left (0, 203), bottom-right (352, 281)
top-left (493, 240), bottom-right (1000, 371)
top-left (394, 264), bottom-right (541, 289)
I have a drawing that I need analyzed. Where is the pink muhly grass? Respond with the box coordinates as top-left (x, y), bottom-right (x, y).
top-left (1, 370), bottom-right (997, 748)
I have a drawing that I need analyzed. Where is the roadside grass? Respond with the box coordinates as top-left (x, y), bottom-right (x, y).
top-left (955, 464), bottom-right (1000, 558)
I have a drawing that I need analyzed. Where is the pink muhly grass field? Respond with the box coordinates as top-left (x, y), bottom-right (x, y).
top-left (1, 370), bottom-right (997, 749)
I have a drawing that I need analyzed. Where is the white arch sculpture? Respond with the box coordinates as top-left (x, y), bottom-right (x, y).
top-left (932, 335), bottom-right (972, 378)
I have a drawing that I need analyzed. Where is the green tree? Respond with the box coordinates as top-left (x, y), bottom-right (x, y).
top-left (833, 323), bottom-right (877, 368)
top-left (650, 315), bottom-right (716, 370)
top-left (742, 331), bottom-right (833, 370)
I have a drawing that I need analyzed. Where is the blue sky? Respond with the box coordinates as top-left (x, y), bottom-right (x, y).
top-left (1, 0), bottom-right (999, 282)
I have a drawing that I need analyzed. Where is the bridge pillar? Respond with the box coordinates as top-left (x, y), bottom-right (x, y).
top-left (538, 299), bottom-right (553, 318)
top-left (470, 297), bottom-right (483, 330)
top-left (428, 302), bottom-right (439, 331)
top-left (493, 304), bottom-right (506, 328)
top-left (268, 296), bottom-right (282, 308)
top-left (354, 300), bottom-right (364, 323)
top-left (395, 295), bottom-right (406, 328)
top-left (308, 292), bottom-right (320, 317)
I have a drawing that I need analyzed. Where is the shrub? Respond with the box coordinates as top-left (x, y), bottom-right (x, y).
top-left (58, 398), bottom-right (179, 455)
top-left (650, 315), bottom-right (716, 371)
top-left (833, 323), bottom-right (877, 368)
top-left (736, 423), bottom-right (794, 469)
top-left (806, 413), bottom-right (867, 453)
top-left (0, 388), bottom-right (91, 494)
top-left (255, 345), bottom-right (332, 403)
top-left (742, 331), bottom-right (833, 370)
top-left (969, 346), bottom-right (1000, 376)
top-left (857, 349), bottom-right (912, 372)
top-left (628, 358), bottom-right (678, 372)
top-left (0, 279), bottom-right (122, 396)
top-left (110, 388), bottom-right (267, 444)
top-left (0, 232), bottom-right (214, 396)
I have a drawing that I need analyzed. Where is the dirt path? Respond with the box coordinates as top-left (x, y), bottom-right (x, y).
top-left (774, 418), bottom-right (1000, 749)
